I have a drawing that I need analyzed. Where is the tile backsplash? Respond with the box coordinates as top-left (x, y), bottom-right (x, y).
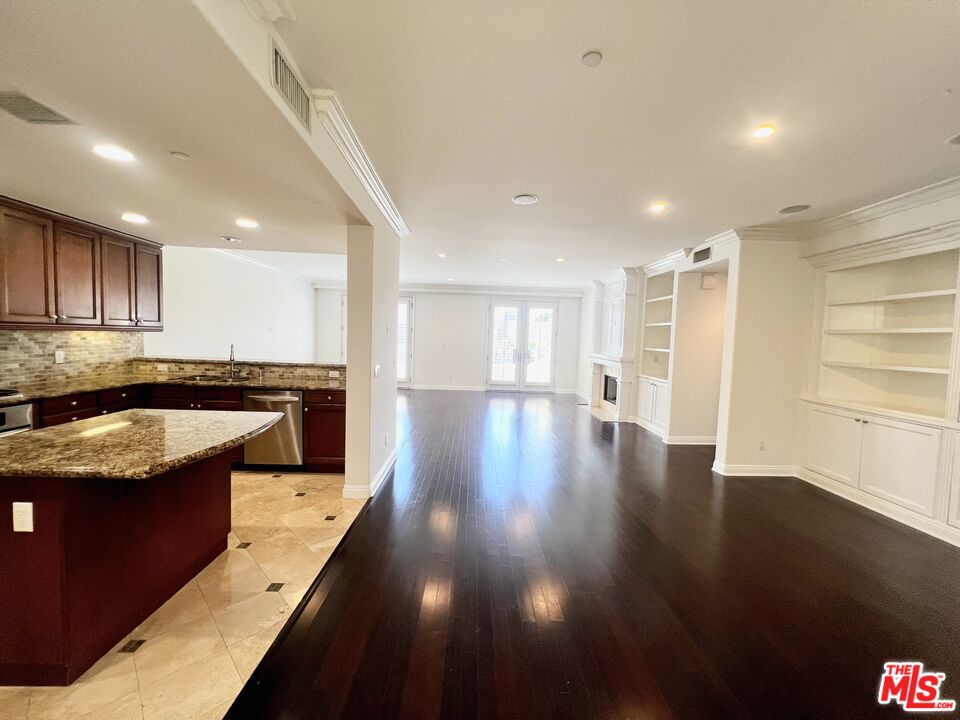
top-left (0, 330), bottom-right (144, 385)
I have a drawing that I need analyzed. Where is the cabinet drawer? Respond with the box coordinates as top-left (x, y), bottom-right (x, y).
top-left (42, 392), bottom-right (98, 416)
top-left (304, 390), bottom-right (345, 405)
top-left (98, 386), bottom-right (141, 406)
top-left (195, 387), bottom-right (242, 402)
top-left (42, 407), bottom-right (100, 427)
top-left (193, 400), bottom-right (242, 411)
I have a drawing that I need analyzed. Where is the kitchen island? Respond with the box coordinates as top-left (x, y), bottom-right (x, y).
top-left (0, 409), bottom-right (281, 685)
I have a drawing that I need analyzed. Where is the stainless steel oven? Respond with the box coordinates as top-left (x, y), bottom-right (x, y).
top-left (0, 403), bottom-right (34, 438)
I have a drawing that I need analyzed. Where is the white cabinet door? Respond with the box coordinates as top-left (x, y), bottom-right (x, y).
top-left (859, 416), bottom-right (940, 517)
top-left (950, 432), bottom-right (960, 529)
top-left (638, 381), bottom-right (655, 422)
top-left (803, 405), bottom-right (863, 488)
top-left (652, 382), bottom-right (670, 430)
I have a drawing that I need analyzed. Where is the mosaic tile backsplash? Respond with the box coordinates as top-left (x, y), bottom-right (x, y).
top-left (0, 330), bottom-right (144, 385)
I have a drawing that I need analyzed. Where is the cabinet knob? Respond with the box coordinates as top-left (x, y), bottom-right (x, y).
top-left (189, 403), bottom-right (194, 409)
top-left (71, 401), bottom-right (78, 406)
top-left (71, 416), bottom-right (78, 422)
top-left (196, 403), bottom-right (202, 409)
top-left (101, 410), bottom-right (108, 415)
top-left (862, 420), bottom-right (869, 425)
top-left (121, 392), bottom-right (127, 398)
top-left (304, 407), bottom-right (309, 413)
top-left (327, 396), bottom-right (332, 401)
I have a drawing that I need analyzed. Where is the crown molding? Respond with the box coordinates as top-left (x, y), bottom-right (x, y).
top-left (242, 0), bottom-right (296, 24)
top-left (804, 219), bottom-right (960, 268)
top-left (734, 224), bottom-right (801, 242)
top-left (806, 175), bottom-right (960, 241)
top-left (209, 249), bottom-right (313, 282)
top-left (312, 90), bottom-right (410, 240)
top-left (400, 282), bottom-right (584, 298)
top-left (642, 248), bottom-right (686, 276)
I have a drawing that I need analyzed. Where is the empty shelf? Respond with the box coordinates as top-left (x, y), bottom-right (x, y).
top-left (822, 360), bottom-right (949, 375)
top-left (826, 289), bottom-right (957, 306)
top-left (824, 327), bottom-right (953, 335)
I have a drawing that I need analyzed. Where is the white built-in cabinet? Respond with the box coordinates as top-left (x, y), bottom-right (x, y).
top-left (637, 377), bottom-right (669, 431)
top-left (802, 403), bottom-right (940, 517)
top-left (801, 239), bottom-right (960, 545)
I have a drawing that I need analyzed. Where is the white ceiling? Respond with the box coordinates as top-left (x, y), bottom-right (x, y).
top-left (0, 1), bottom-right (360, 254)
top-left (276, 0), bottom-right (960, 285)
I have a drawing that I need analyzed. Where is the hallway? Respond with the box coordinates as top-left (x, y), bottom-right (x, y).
top-left (228, 390), bottom-right (960, 719)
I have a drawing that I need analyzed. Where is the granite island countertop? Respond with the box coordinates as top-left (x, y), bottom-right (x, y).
top-left (0, 409), bottom-right (282, 479)
top-left (0, 371), bottom-right (346, 408)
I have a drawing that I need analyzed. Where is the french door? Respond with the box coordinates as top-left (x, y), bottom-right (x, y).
top-left (487, 300), bottom-right (558, 390)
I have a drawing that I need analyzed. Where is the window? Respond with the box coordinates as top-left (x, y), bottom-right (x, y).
top-left (397, 298), bottom-right (413, 384)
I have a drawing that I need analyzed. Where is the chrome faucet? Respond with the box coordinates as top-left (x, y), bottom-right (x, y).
top-left (229, 344), bottom-right (237, 377)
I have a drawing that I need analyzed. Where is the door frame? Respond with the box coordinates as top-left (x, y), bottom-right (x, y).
top-left (484, 298), bottom-right (559, 392)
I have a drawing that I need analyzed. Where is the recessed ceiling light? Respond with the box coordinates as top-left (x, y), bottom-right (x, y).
top-left (648, 201), bottom-right (669, 215)
top-left (447, 277), bottom-right (455, 282)
top-left (221, 235), bottom-right (243, 243)
top-left (499, 258), bottom-right (507, 262)
top-left (437, 253), bottom-right (447, 258)
top-left (751, 123), bottom-right (777, 139)
top-left (512, 194), bottom-right (539, 206)
top-left (121, 212), bottom-right (148, 224)
top-left (779, 204), bottom-right (811, 214)
top-left (93, 144), bottom-right (135, 162)
top-left (235, 218), bottom-right (259, 229)
top-left (556, 257), bottom-right (566, 263)
top-left (581, 51), bottom-right (603, 68)
top-left (169, 151), bottom-right (191, 160)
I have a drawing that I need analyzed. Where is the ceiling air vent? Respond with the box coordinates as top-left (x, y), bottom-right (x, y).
top-left (0, 90), bottom-right (74, 124)
top-left (271, 44), bottom-right (311, 132)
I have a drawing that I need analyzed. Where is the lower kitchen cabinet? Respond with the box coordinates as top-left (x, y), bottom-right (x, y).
top-left (802, 403), bottom-right (941, 518)
top-left (303, 393), bottom-right (346, 469)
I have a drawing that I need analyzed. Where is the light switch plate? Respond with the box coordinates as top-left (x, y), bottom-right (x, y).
top-left (327, 370), bottom-right (340, 378)
top-left (54, 350), bottom-right (65, 364)
top-left (374, 363), bottom-right (381, 378)
top-left (12, 502), bottom-right (33, 532)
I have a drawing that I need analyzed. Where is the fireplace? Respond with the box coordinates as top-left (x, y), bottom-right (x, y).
top-left (603, 374), bottom-right (618, 404)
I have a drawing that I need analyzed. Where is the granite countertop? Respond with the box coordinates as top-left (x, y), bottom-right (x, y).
top-left (0, 372), bottom-right (345, 407)
top-left (0, 409), bottom-right (282, 479)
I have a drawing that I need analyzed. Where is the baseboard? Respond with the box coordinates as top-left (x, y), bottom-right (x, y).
top-left (554, 388), bottom-right (580, 395)
top-left (665, 435), bottom-right (716, 445)
top-left (409, 384), bottom-right (486, 391)
top-left (342, 448), bottom-right (398, 499)
top-left (633, 416), bottom-right (665, 438)
top-left (796, 467), bottom-right (960, 549)
top-left (711, 461), bottom-right (796, 477)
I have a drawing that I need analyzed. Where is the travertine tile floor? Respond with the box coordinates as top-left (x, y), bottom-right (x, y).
top-left (0, 471), bottom-right (363, 720)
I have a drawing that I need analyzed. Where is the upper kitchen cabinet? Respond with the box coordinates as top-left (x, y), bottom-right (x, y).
top-left (0, 197), bottom-right (163, 331)
top-left (53, 223), bottom-right (102, 326)
top-left (135, 243), bottom-right (163, 328)
top-left (101, 235), bottom-right (137, 327)
top-left (0, 205), bottom-right (56, 324)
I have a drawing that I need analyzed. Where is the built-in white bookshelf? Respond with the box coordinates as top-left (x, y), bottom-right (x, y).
top-left (640, 270), bottom-right (675, 380)
top-left (818, 248), bottom-right (959, 417)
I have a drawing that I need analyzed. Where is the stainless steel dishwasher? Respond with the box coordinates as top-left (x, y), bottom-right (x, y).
top-left (242, 390), bottom-right (303, 465)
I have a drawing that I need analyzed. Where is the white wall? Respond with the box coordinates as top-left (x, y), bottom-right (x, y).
top-left (714, 239), bottom-right (813, 471)
top-left (576, 284), bottom-right (596, 399)
top-left (143, 247), bottom-right (316, 362)
top-left (315, 288), bottom-right (345, 363)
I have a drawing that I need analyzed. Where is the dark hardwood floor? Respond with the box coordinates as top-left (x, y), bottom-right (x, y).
top-left (227, 390), bottom-right (960, 719)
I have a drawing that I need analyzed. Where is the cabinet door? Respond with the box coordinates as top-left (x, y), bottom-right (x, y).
top-left (101, 235), bottom-right (136, 327)
top-left (303, 403), bottom-right (346, 465)
top-left (638, 381), bottom-right (655, 421)
top-left (859, 417), bottom-right (940, 517)
top-left (53, 223), bottom-right (101, 325)
top-left (652, 382), bottom-right (670, 430)
top-left (803, 405), bottom-right (863, 488)
top-left (135, 244), bottom-right (163, 328)
top-left (0, 205), bottom-right (56, 324)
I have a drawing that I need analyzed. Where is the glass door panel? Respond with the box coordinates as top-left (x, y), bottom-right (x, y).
top-left (489, 302), bottom-right (520, 386)
top-left (396, 298), bottom-right (412, 384)
top-left (524, 305), bottom-right (555, 386)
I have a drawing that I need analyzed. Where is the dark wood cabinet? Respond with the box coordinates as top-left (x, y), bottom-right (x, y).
top-left (135, 244), bottom-right (162, 328)
top-left (53, 223), bottom-right (101, 326)
top-left (0, 197), bottom-right (162, 331)
top-left (303, 401), bottom-right (346, 468)
top-left (101, 236), bottom-right (137, 327)
top-left (0, 205), bottom-right (56, 324)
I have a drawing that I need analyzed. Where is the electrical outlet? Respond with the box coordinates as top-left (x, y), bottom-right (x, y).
top-left (327, 370), bottom-right (340, 378)
top-left (384, 434), bottom-right (389, 447)
top-left (157, 363), bottom-right (169, 373)
top-left (758, 440), bottom-right (766, 451)
top-left (12, 502), bottom-right (33, 532)
top-left (54, 350), bottom-right (65, 364)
